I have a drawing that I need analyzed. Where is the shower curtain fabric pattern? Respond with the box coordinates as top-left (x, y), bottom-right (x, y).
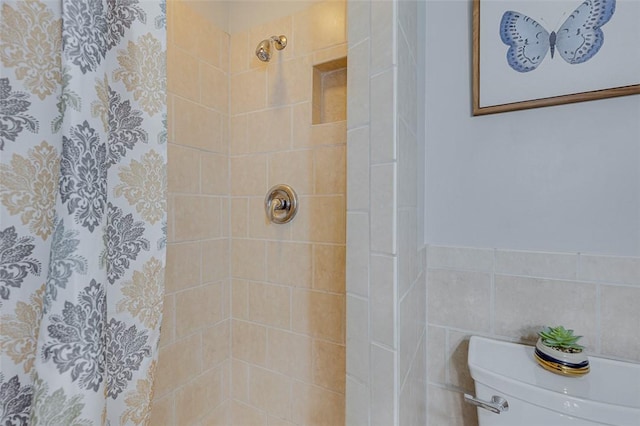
top-left (0, 0), bottom-right (167, 424)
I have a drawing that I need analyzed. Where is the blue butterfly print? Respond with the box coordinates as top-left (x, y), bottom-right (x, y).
top-left (500, 0), bottom-right (616, 72)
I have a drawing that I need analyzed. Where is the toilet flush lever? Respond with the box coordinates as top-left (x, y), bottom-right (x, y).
top-left (464, 394), bottom-right (509, 414)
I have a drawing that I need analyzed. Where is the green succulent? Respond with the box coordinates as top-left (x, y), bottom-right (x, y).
top-left (538, 326), bottom-right (584, 352)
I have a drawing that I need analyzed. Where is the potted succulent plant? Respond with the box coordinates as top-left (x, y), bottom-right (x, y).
top-left (534, 325), bottom-right (590, 376)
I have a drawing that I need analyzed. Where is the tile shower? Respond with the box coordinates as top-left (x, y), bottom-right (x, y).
top-left (154, 1), bottom-right (640, 425)
top-left (156, 1), bottom-right (347, 424)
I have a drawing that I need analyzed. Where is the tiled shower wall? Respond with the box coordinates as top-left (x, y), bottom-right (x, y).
top-left (158, 1), bottom-right (348, 424)
top-left (153, 2), bottom-right (231, 424)
top-left (228, 1), bottom-right (348, 424)
top-left (346, 0), bottom-right (427, 424)
top-left (425, 245), bottom-right (640, 426)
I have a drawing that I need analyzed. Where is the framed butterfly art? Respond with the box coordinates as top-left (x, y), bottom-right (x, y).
top-left (472, 0), bottom-right (640, 115)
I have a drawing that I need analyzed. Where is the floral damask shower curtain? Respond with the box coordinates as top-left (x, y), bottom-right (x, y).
top-left (0, 0), bottom-right (166, 424)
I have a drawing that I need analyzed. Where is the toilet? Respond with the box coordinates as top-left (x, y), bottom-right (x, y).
top-left (466, 336), bottom-right (640, 426)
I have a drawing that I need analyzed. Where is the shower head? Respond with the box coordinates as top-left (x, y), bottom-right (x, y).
top-left (255, 35), bottom-right (287, 62)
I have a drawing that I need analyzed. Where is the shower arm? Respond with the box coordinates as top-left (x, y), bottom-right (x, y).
top-left (270, 35), bottom-right (287, 50)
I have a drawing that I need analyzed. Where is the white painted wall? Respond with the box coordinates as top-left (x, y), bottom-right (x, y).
top-left (424, 0), bottom-right (640, 256)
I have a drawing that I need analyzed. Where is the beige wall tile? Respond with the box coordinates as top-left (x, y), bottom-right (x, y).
top-left (201, 400), bottom-right (230, 426)
top-left (291, 381), bottom-right (345, 426)
top-left (232, 320), bottom-right (267, 366)
top-left (427, 326), bottom-right (446, 383)
top-left (601, 285), bottom-right (640, 361)
top-left (319, 68), bottom-right (347, 123)
top-left (313, 244), bottom-right (345, 293)
top-left (202, 239), bottom-right (229, 284)
top-left (167, 144), bottom-right (200, 193)
top-left (267, 56), bottom-right (312, 107)
top-left (175, 283), bottom-right (224, 338)
top-left (172, 2), bottom-right (200, 56)
top-left (267, 416), bottom-right (295, 426)
top-left (267, 328), bottom-right (313, 381)
top-left (370, 254), bottom-right (395, 347)
top-left (231, 400), bottom-right (267, 425)
top-left (268, 150), bottom-right (313, 195)
top-left (230, 155), bottom-right (268, 196)
top-left (346, 376), bottom-right (369, 425)
top-left (201, 153), bottom-right (228, 195)
top-left (427, 245), bottom-right (494, 272)
top-left (165, 242), bottom-right (201, 293)
top-left (495, 249), bottom-right (577, 279)
top-left (494, 275), bottom-right (597, 347)
top-left (154, 334), bottom-right (201, 397)
top-left (293, 289), bottom-right (345, 343)
top-left (203, 320), bottom-right (230, 367)
top-left (292, 102), bottom-right (312, 147)
top-left (267, 241), bottom-right (312, 287)
top-left (399, 273), bottom-right (425, 381)
top-left (175, 367), bottom-right (224, 425)
top-left (159, 294), bottom-right (175, 348)
top-left (312, 340), bottom-right (345, 393)
top-left (347, 2), bottom-right (371, 46)
top-left (244, 107), bottom-right (292, 154)
top-left (230, 32), bottom-right (249, 74)
top-left (232, 279), bottom-right (249, 321)
top-left (232, 359), bottom-right (250, 403)
top-left (231, 69), bottom-right (267, 114)
top-left (248, 282), bottom-right (291, 328)
top-left (427, 269), bottom-right (491, 332)
top-left (346, 40), bottom-right (369, 129)
top-left (291, 195), bottom-right (346, 244)
top-left (231, 198), bottom-right (249, 237)
top-left (173, 97), bottom-right (223, 151)
top-left (370, 164), bottom-right (395, 253)
top-left (579, 254), bottom-right (640, 285)
top-left (370, 70), bottom-right (395, 164)
top-left (370, 0), bottom-right (393, 74)
top-left (371, 345), bottom-right (394, 426)
top-left (249, 366), bottom-right (292, 420)
top-left (200, 62), bottom-right (228, 112)
top-left (346, 212), bottom-right (370, 298)
top-left (314, 145), bottom-right (346, 195)
top-left (293, 0), bottom-right (347, 55)
top-left (196, 20), bottom-right (222, 67)
top-left (168, 47), bottom-right (199, 102)
top-left (150, 393), bottom-right (174, 426)
top-left (313, 44), bottom-right (348, 66)
top-left (167, 94), bottom-right (174, 144)
top-left (173, 195), bottom-right (221, 241)
top-left (231, 114), bottom-right (248, 155)
top-left (166, 194), bottom-right (175, 243)
top-left (346, 295), bottom-right (369, 385)
top-left (232, 239), bottom-right (266, 281)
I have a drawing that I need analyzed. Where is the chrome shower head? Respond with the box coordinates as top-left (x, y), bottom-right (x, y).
top-left (255, 35), bottom-right (287, 62)
top-left (256, 39), bottom-right (272, 62)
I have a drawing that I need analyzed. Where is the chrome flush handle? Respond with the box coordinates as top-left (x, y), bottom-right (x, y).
top-left (464, 394), bottom-right (509, 414)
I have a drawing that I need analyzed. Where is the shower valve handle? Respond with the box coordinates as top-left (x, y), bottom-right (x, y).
top-left (265, 184), bottom-right (298, 224)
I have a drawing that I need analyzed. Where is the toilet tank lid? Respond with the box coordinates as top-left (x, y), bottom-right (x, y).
top-left (468, 336), bottom-right (640, 410)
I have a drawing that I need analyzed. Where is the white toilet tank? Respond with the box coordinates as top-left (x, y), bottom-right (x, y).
top-left (466, 336), bottom-right (640, 426)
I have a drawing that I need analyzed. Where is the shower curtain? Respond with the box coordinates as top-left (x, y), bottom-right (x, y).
top-left (0, 0), bottom-right (166, 424)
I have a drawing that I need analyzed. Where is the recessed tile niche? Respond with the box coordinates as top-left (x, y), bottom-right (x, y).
top-left (312, 57), bottom-right (347, 125)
